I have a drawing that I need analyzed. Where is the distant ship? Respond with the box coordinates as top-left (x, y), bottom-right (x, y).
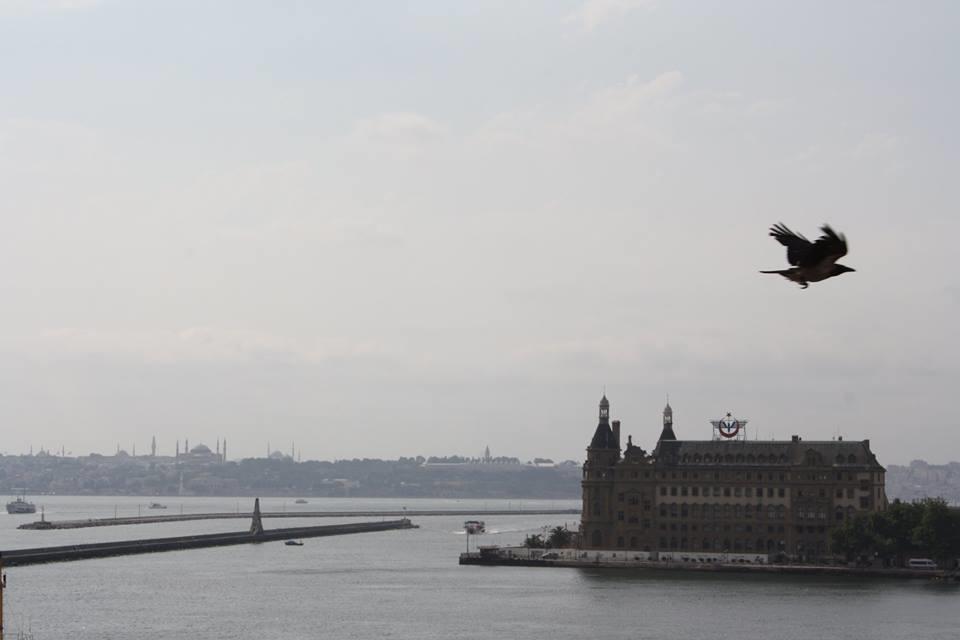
top-left (284, 539), bottom-right (304, 546)
top-left (148, 502), bottom-right (167, 509)
top-left (6, 494), bottom-right (37, 514)
top-left (294, 499), bottom-right (308, 504)
top-left (464, 520), bottom-right (485, 534)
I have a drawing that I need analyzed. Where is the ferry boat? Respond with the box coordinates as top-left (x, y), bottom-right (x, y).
top-left (294, 499), bottom-right (308, 504)
top-left (464, 520), bottom-right (485, 534)
top-left (284, 539), bottom-right (304, 546)
top-left (148, 502), bottom-right (167, 509)
top-left (6, 494), bottom-right (37, 514)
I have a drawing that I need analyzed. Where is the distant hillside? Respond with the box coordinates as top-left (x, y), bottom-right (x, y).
top-left (885, 460), bottom-right (960, 505)
top-left (0, 454), bottom-right (582, 499)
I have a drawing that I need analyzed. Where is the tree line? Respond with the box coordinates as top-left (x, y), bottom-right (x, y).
top-left (830, 498), bottom-right (960, 566)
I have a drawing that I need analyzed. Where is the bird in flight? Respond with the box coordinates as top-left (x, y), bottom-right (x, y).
top-left (761, 223), bottom-right (855, 289)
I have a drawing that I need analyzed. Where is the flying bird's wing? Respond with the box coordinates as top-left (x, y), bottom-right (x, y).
top-left (800, 225), bottom-right (848, 268)
top-left (769, 223), bottom-right (811, 266)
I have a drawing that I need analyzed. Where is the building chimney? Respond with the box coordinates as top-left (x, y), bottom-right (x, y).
top-left (791, 435), bottom-right (799, 442)
top-left (611, 420), bottom-right (621, 450)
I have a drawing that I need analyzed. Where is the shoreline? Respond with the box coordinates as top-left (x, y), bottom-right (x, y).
top-left (459, 550), bottom-right (958, 581)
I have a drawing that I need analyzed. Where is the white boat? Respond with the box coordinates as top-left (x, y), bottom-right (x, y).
top-left (148, 502), bottom-right (167, 509)
top-left (464, 520), bottom-right (485, 534)
top-left (6, 494), bottom-right (37, 514)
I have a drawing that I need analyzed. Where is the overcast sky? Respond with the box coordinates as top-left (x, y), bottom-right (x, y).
top-left (1, 1), bottom-right (958, 465)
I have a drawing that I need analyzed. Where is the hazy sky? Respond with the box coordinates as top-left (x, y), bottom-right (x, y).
top-left (1, 1), bottom-right (958, 464)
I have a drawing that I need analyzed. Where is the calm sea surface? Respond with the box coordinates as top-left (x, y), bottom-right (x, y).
top-left (1, 496), bottom-right (956, 639)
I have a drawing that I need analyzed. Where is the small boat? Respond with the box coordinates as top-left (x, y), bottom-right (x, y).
top-left (294, 499), bottom-right (308, 504)
top-left (6, 494), bottom-right (37, 514)
top-left (464, 520), bottom-right (485, 534)
top-left (284, 539), bottom-right (304, 546)
top-left (148, 502), bottom-right (167, 509)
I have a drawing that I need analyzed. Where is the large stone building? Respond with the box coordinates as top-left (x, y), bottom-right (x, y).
top-left (581, 395), bottom-right (887, 561)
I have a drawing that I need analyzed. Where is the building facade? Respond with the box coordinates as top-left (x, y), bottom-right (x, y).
top-left (581, 396), bottom-right (887, 561)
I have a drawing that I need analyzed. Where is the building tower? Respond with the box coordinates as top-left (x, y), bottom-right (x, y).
top-left (222, 439), bottom-right (227, 463)
top-left (151, 436), bottom-right (156, 457)
top-left (581, 394), bottom-right (620, 549)
top-left (659, 401), bottom-right (677, 441)
top-left (176, 440), bottom-right (180, 458)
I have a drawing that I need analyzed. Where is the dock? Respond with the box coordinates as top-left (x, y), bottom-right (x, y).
top-left (18, 508), bottom-right (579, 530)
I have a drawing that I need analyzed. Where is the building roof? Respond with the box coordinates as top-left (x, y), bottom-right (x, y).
top-left (589, 423), bottom-right (618, 450)
top-left (650, 438), bottom-right (882, 469)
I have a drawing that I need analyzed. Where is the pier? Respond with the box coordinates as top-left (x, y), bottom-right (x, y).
top-left (1, 500), bottom-right (419, 567)
top-left (18, 508), bottom-right (580, 530)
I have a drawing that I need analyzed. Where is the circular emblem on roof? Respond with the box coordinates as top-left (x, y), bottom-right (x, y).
top-left (718, 413), bottom-right (740, 438)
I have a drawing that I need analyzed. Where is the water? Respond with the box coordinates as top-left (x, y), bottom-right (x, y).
top-left (1, 496), bottom-right (956, 639)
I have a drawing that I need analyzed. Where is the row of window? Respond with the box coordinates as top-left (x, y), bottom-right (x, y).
top-left (618, 469), bottom-right (875, 483)
top-left (656, 486), bottom-right (787, 498)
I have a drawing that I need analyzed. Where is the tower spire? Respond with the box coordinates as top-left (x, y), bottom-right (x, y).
top-left (659, 399), bottom-right (677, 441)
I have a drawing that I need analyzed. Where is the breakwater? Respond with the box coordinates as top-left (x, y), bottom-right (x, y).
top-left (18, 508), bottom-right (580, 530)
top-left (1, 519), bottom-right (417, 567)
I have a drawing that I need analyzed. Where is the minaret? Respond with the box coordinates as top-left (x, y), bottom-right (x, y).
top-left (132, 443), bottom-right (136, 457)
top-left (582, 394), bottom-right (619, 549)
top-left (216, 439), bottom-right (220, 458)
top-left (185, 439), bottom-right (189, 454)
top-left (176, 440), bottom-right (180, 457)
top-left (151, 436), bottom-right (156, 457)
top-left (222, 439), bottom-right (227, 463)
top-left (659, 401), bottom-right (677, 441)
top-left (484, 445), bottom-right (491, 463)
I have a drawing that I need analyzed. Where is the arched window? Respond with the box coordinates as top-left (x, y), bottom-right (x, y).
top-left (835, 454), bottom-right (845, 464)
top-left (778, 454), bottom-right (787, 463)
top-left (736, 454), bottom-right (744, 464)
top-left (747, 454), bottom-right (756, 464)
top-left (724, 454), bottom-right (734, 463)
top-left (704, 454), bottom-right (713, 463)
top-left (591, 530), bottom-right (603, 547)
top-left (757, 454), bottom-right (767, 464)
top-left (694, 454), bottom-right (702, 463)
top-left (847, 454), bottom-right (857, 464)
top-left (682, 454), bottom-right (689, 463)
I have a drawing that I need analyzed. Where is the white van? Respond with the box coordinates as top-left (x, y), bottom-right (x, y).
top-left (906, 558), bottom-right (937, 569)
